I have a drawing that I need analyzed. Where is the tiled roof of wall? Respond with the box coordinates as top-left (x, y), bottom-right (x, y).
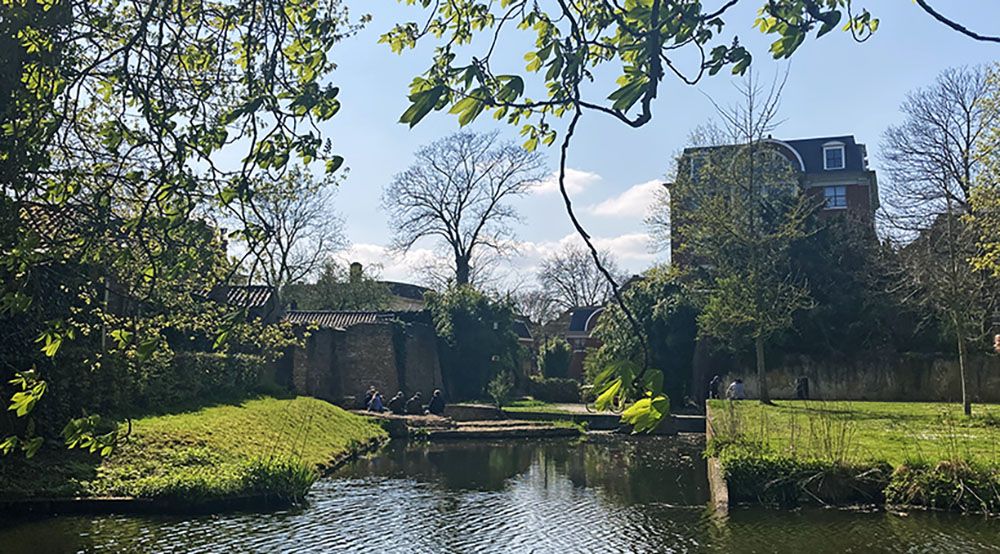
top-left (225, 285), bottom-right (276, 309)
top-left (284, 310), bottom-right (396, 329)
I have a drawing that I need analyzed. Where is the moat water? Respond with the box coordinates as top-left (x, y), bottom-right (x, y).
top-left (2, 436), bottom-right (998, 553)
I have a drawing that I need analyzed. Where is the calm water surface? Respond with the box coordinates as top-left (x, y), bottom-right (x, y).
top-left (1, 436), bottom-right (998, 553)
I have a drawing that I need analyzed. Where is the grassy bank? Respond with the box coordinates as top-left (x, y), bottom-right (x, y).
top-left (706, 400), bottom-right (1000, 513)
top-left (0, 396), bottom-right (387, 505)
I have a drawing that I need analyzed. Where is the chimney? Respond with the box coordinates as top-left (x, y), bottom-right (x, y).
top-left (349, 262), bottom-right (363, 284)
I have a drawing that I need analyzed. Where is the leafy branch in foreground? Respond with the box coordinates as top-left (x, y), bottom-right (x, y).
top-left (381, 0), bottom-right (877, 419)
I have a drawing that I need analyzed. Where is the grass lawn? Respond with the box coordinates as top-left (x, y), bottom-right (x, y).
top-left (503, 399), bottom-right (575, 414)
top-left (707, 399), bottom-right (1000, 466)
top-left (0, 396), bottom-right (387, 501)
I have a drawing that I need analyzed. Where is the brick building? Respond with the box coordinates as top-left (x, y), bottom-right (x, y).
top-left (670, 135), bottom-right (879, 259)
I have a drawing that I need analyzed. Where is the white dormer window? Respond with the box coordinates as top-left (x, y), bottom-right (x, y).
top-left (823, 143), bottom-right (845, 170)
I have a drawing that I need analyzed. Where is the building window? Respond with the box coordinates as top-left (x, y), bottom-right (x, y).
top-left (824, 185), bottom-right (847, 209)
top-left (823, 144), bottom-right (845, 170)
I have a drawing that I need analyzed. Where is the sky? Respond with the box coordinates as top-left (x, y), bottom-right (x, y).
top-left (310, 1), bottom-right (1000, 289)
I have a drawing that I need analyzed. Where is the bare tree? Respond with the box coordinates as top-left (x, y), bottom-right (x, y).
top-left (383, 131), bottom-right (546, 285)
top-left (511, 288), bottom-right (561, 326)
top-left (241, 166), bottom-right (346, 288)
top-left (538, 243), bottom-right (626, 310)
top-left (881, 65), bottom-right (998, 235)
top-left (897, 214), bottom-right (997, 417)
top-left (883, 66), bottom-right (1000, 416)
top-left (416, 248), bottom-right (510, 291)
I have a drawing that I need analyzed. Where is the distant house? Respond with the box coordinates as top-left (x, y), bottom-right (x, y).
top-left (540, 306), bottom-right (604, 380)
top-left (381, 280), bottom-right (432, 311)
top-left (671, 134), bottom-right (879, 260)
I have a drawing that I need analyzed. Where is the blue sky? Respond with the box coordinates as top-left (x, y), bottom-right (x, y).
top-left (315, 1), bottom-right (999, 287)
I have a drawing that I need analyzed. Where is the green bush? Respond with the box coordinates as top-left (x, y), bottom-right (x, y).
top-left (487, 371), bottom-right (515, 408)
top-left (537, 337), bottom-right (571, 379)
top-left (885, 461), bottom-right (1000, 514)
top-left (136, 351), bottom-right (266, 411)
top-left (426, 286), bottom-right (522, 400)
top-left (528, 376), bottom-right (581, 403)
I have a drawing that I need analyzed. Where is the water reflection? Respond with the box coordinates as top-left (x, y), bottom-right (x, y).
top-left (1, 436), bottom-right (997, 553)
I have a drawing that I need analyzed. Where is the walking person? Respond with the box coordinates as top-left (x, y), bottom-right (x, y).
top-left (707, 375), bottom-right (722, 400)
top-left (726, 379), bottom-right (745, 400)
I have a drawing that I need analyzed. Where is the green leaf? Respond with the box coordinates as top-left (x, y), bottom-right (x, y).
top-left (594, 378), bottom-right (623, 411)
top-left (621, 394), bottom-right (669, 433)
top-left (326, 155), bottom-right (345, 173)
top-left (399, 85), bottom-right (447, 128)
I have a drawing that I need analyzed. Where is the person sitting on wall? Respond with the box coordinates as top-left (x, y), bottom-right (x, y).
top-left (363, 385), bottom-right (377, 409)
top-left (405, 392), bottom-right (423, 415)
top-left (726, 379), bottom-right (745, 400)
top-left (367, 390), bottom-right (385, 412)
top-left (388, 392), bottom-right (406, 415)
top-left (707, 375), bottom-right (722, 400)
top-left (426, 390), bottom-right (445, 416)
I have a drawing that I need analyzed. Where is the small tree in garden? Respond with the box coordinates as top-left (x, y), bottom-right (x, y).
top-left (538, 338), bottom-right (572, 379)
top-left (657, 74), bottom-right (813, 405)
top-left (487, 371), bottom-right (514, 408)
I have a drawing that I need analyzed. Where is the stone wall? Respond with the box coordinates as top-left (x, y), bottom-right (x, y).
top-left (703, 352), bottom-right (1000, 403)
top-left (285, 321), bottom-right (444, 409)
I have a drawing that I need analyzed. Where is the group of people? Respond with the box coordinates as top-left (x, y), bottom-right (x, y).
top-left (707, 375), bottom-right (745, 400)
top-left (365, 386), bottom-right (445, 416)
top-left (706, 374), bottom-right (810, 401)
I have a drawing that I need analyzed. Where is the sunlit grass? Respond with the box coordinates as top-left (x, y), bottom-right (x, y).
top-left (0, 396), bottom-right (388, 502)
top-left (708, 399), bottom-right (1000, 466)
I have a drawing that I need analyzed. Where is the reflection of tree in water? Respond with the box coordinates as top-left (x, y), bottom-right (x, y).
top-left (341, 437), bottom-right (707, 506)
top-left (342, 441), bottom-right (534, 491)
top-left (534, 436), bottom-right (708, 507)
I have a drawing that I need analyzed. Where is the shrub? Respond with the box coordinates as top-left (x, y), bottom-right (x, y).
top-left (487, 371), bottom-right (514, 408)
top-left (137, 352), bottom-right (266, 411)
top-left (537, 337), bottom-right (571, 379)
top-left (426, 286), bottom-right (522, 399)
top-left (528, 376), bottom-right (580, 403)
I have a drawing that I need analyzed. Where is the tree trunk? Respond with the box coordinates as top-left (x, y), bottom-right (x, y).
top-left (958, 334), bottom-right (971, 417)
top-left (455, 256), bottom-right (471, 285)
top-left (755, 336), bottom-right (772, 405)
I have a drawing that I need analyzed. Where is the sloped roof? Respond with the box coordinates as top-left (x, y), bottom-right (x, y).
top-left (783, 135), bottom-right (867, 173)
top-left (284, 310), bottom-right (396, 329)
top-left (381, 281), bottom-right (432, 301)
top-left (682, 135), bottom-right (870, 175)
top-left (225, 285), bottom-right (277, 309)
top-left (19, 202), bottom-right (95, 248)
top-left (513, 319), bottom-right (533, 341)
top-left (568, 306), bottom-right (603, 334)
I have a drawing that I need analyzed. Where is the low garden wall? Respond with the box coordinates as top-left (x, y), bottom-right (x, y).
top-left (705, 353), bottom-right (1000, 402)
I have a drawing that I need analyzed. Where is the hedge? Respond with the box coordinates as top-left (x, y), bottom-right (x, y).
top-left (137, 351), bottom-right (268, 411)
top-left (528, 376), bottom-right (581, 403)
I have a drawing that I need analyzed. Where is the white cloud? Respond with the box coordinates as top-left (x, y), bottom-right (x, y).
top-left (334, 243), bottom-right (441, 284)
top-left (336, 231), bottom-right (660, 290)
top-left (532, 168), bottom-right (602, 195)
top-left (588, 179), bottom-right (664, 218)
